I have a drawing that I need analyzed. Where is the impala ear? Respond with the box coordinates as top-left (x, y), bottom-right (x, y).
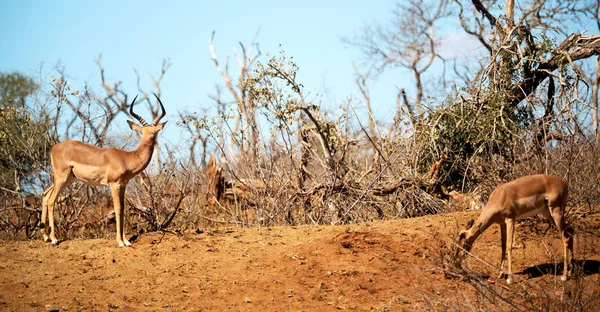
top-left (127, 120), bottom-right (142, 132)
top-left (155, 121), bottom-right (167, 130)
top-left (466, 219), bottom-right (474, 229)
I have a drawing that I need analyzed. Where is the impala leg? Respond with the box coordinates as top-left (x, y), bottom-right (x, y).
top-left (121, 185), bottom-right (131, 247)
top-left (40, 185), bottom-right (54, 242)
top-left (111, 183), bottom-right (130, 247)
top-left (563, 225), bottom-right (574, 281)
top-left (505, 219), bottom-right (515, 284)
top-left (498, 223), bottom-right (507, 279)
top-left (46, 174), bottom-right (73, 245)
top-left (549, 207), bottom-right (573, 281)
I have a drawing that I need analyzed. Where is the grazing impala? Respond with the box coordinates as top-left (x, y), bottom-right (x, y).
top-left (41, 94), bottom-right (167, 247)
top-left (456, 174), bottom-right (573, 284)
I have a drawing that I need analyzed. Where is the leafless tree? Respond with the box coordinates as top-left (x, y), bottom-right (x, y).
top-left (51, 54), bottom-right (171, 148)
top-left (347, 0), bottom-right (451, 122)
top-left (209, 31), bottom-right (261, 162)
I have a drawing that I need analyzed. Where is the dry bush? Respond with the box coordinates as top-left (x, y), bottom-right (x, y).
top-left (0, 194), bottom-right (40, 240)
top-left (203, 134), bottom-right (453, 227)
top-left (126, 159), bottom-right (196, 233)
top-left (176, 47), bottom-right (458, 227)
top-left (0, 185), bottom-right (115, 241)
top-left (49, 185), bottom-right (109, 240)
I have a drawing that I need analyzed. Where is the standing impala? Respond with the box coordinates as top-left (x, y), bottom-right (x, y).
top-left (41, 94), bottom-right (167, 247)
top-left (456, 174), bottom-right (573, 284)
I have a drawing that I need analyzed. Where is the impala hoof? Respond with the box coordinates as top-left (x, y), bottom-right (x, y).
top-left (117, 239), bottom-right (132, 248)
top-left (51, 240), bottom-right (59, 246)
top-left (561, 275), bottom-right (568, 282)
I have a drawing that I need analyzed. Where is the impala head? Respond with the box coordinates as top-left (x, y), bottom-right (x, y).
top-left (127, 93), bottom-right (167, 139)
top-left (455, 219), bottom-right (476, 257)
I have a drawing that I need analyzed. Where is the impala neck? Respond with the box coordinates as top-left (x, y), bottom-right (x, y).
top-left (130, 133), bottom-right (158, 176)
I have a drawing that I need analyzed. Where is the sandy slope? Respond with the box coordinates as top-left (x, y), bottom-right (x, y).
top-left (1, 210), bottom-right (599, 311)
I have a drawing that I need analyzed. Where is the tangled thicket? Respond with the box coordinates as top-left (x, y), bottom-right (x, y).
top-left (2, 1), bottom-right (600, 242)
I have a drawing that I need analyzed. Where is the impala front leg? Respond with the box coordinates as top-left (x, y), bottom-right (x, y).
top-left (111, 183), bottom-right (130, 247)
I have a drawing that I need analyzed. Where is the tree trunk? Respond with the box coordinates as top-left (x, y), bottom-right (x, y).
top-left (594, 56), bottom-right (600, 145)
top-left (505, 0), bottom-right (514, 30)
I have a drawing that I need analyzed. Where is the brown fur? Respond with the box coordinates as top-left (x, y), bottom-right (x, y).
top-left (456, 174), bottom-right (573, 283)
top-left (41, 94), bottom-right (166, 247)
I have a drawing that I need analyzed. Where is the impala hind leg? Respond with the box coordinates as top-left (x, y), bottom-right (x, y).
top-left (505, 219), bottom-right (515, 284)
top-left (40, 185), bottom-right (54, 242)
top-left (46, 173), bottom-right (74, 245)
top-left (544, 205), bottom-right (573, 281)
top-left (498, 223), bottom-right (507, 279)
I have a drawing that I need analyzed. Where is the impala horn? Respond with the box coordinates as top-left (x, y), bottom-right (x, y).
top-left (152, 93), bottom-right (167, 126)
top-left (129, 95), bottom-right (150, 127)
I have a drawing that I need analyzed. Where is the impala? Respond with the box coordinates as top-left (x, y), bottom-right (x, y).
top-left (456, 174), bottom-right (573, 284)
top-left (41, 94), bottom-right (167, 247)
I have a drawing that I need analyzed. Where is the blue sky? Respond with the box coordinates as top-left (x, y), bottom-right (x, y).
top-left (1, 1), bottom-right (392, 111)
top-left (2, 2), bottom-right (596, 135)
top-left (1, 0), bottom-right (489, 147)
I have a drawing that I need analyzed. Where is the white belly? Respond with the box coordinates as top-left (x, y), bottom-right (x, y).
top-left (516, 206), bottom-right (545, 220)
top-left (71, 164), bottom-right (109, 186)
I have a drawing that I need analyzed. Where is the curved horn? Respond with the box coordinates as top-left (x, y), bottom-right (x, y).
top-left (152, 93), bottom-right (167, 125)
top-left (129, 95), bottom-right (149, 126)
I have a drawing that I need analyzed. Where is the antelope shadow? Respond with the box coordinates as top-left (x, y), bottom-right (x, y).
top-left (518, 259), bottom-right (600, 278)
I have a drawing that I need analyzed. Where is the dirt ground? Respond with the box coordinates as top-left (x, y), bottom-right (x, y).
top-left (1, 210), bottom-right (600, 311)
